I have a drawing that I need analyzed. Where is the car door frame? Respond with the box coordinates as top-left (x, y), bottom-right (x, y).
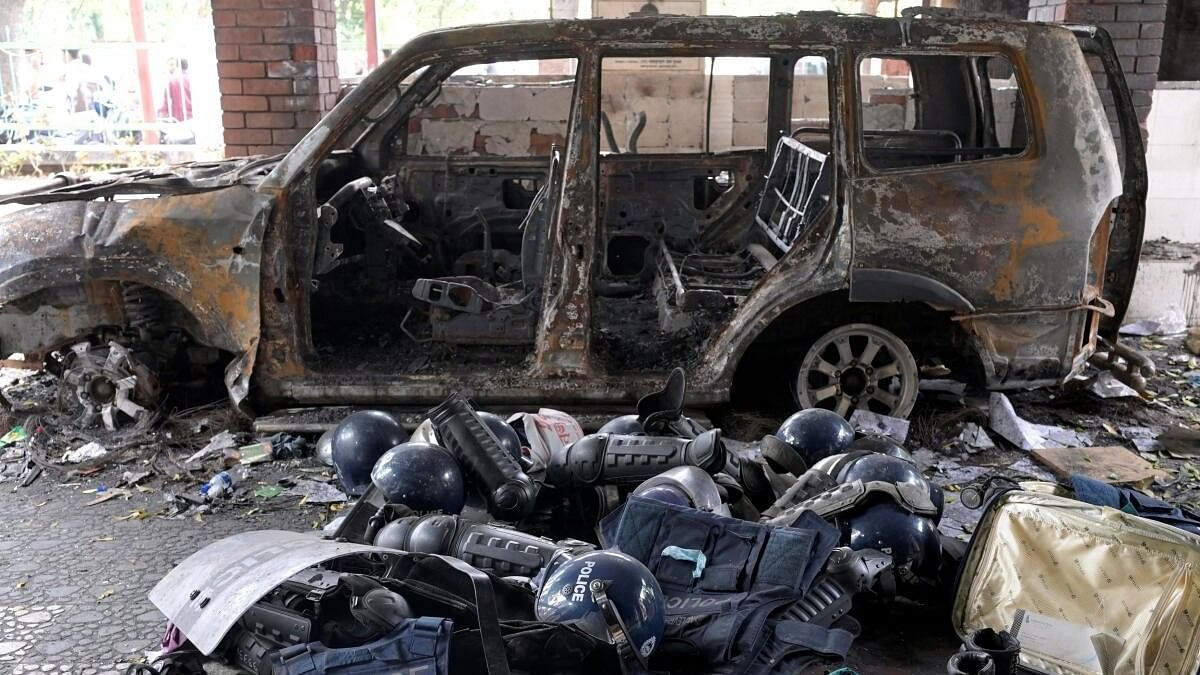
top-left (254, 42), bottom-right (600, 403)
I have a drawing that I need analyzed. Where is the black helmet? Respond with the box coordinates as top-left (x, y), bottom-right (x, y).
top-left (839, 452), bottom-right (943, 522)
top-left (631, 466), bottom-right (726, 514)
top-left (832, 452), bottom-right (929, 494)
top-left (598, 414), bottom-right (645, 435)
top-left (849, 434), bottom-right (914, 462)
top-left (837, 502), bottom-right (941, 582)
top-left (370, 441), bottom-right (466, 514)
top-left (776, 409), bottom-right (854, 467)
top-left (478, 411), bottom-right (522, 461)
top-left (331, 410), bottom-right (409, 496)
top-left (536, 551), bottom-right (665, 666)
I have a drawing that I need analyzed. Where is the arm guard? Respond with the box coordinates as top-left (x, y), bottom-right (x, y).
top-left (545, 428), bottom-right (727, 490)
top-left (429, 393), bottom-right (538, 521)
top-left (375, 513), bottom-right (593, 577)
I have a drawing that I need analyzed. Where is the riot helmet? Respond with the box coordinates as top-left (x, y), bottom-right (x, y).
top-left (536, 551), bottom-right (666, 666)
top-left (836, 501), bottom-right (942, 582)
top-left (370, 442), bottom-right (466, 514)
top-left (776, 408), bottom-right (854, 466)
top-left (315, 428), bottom-right (335, 466)
top-left (331, 410), bottom-right (409, 496)
top-left (830, 452), bottom-right (928, 493)
top-left (478, 410), bottom-right (523, 461)
top-left (631, 466), bottom-right (728, 515)
top-left (598, 414), bottom-right (646, 435)
top-left (849, 433), bottom-right (914, 462)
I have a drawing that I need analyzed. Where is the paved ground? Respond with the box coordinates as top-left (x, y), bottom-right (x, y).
top-left (0, 463), bottom-right (961, 675)
top-left (0, 477), bottom-right (319, 673)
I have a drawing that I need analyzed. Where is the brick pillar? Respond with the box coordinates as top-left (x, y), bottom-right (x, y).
top-left (212, 0), bottom-right (339, 157)
top-left (1028, 0), bottom-right (1165, 142)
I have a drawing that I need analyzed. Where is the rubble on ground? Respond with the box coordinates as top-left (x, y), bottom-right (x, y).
top-left (4, 338), bottom-right (1200, 674)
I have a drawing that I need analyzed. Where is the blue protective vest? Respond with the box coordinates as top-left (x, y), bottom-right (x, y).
top-left (268, 616), bottom-right (451, 674)
top-left (607, 495), bottom-right (855, 674)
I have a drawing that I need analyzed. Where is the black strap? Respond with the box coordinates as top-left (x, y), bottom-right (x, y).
top-left (760, 434), bottom-right (808, 476)
top-left (422, 555), bottom-right (511, 675)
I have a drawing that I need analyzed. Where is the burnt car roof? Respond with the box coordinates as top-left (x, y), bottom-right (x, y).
top-left (395, 11), bottom-right (1065, 55)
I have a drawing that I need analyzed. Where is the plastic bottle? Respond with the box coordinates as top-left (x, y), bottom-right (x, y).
top-left (201, 470), bottom-right (235, 500)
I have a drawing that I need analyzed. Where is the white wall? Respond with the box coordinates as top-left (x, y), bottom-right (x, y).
top-left (1123, 83), bottom-right (1200, 325)
top-left (1144, 84), bottom-right (1200, 243)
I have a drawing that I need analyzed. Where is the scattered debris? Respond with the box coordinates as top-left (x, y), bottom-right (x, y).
top-left (918, 378), bottom-right (967, 402)
top-left (199, 471), bottom-right (236, 500)
top-left (987, 393), bottom-right (1093, 450)
top-left (119, 470), bottom-right (152, 487)
top-left (263, 432), bottom-right (310, 459)
top-left (85, 488), bottom-right (131, 506)
top-left (0, 425), bottom-right (26, 446)
top-left (1120, 425), bottom-right (1164, 454)
top-left (253, 484), bottom-right (284, 499)
top-left (1085, 371), bottom-right (1140, 399)
top-left (1031, 446), bottom-right (1163, 487)
top-left (234, 442), bottom-right (273, 465)
top-left (1186, 327), bottom-right (1200, 356)
top-left (61, 441), bottom-right (108, 464)
top-left (1120, 306), bottom-right (1187, 336)
top-left (185, 430), bottom-right (239, 465)
top-left (849, 409), bottom-right (909, 444)
top-left (1157, 426), bottom-right (1200, 458)
top-left (988, 392), bottom-right (1047, 450)
top-left (955, 423), bottom-right (995, 453)
top-left (282, 479), bottom-right (347, 504)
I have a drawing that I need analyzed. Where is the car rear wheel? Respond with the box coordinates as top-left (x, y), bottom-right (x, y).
top-left (794, 322), bottom-right (919, 419)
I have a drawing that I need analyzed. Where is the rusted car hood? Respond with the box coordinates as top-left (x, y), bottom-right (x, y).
top-left (0, 155), bottom-right (280, 206)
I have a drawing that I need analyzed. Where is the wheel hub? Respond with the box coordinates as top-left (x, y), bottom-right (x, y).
top-left (61, 341), bottom-right (159, 430)
top-left (838, 366), bottom-right (869, 397)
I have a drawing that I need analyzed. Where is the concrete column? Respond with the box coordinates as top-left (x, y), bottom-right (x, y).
top-left (1029, 0), bottom-right (1165, 137)
top-left (211, 0), bottom-right (339, 157)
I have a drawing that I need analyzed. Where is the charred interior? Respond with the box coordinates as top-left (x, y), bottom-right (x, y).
top-left (303, 45), bottom-right (1031, 393)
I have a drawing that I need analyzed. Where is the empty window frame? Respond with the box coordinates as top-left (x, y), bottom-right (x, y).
top-left (599, 55), bottom-right (772, 154)
top-left (857, 53), bottom-right (1029, 170)
top-left (405, 58), bottom-right (578, 158)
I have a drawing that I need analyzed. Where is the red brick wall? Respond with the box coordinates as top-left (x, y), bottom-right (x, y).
top-left (1029, 0), bottom-right (1165, 142)
top-left (212, 0), bottom-right (338, 157)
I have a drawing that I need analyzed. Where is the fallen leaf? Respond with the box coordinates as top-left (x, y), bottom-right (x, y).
top-left (115, 509), bottom-right (149, 521)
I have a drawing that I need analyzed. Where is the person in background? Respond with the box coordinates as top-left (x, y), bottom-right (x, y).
top-left (62, 48), bottom-right (95, 113)
top-left (158, 56), bottom-right (192, 122)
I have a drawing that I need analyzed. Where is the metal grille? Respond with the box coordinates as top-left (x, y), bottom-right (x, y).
top-left (754, 136), bottom-right (829, 252)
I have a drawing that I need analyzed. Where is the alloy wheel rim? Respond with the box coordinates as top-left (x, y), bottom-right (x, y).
top-left (796, 323), bottom-right (919, 418)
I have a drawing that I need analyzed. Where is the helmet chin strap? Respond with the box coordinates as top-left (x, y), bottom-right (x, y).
top-left (590, 579), bottom-right (650, 673)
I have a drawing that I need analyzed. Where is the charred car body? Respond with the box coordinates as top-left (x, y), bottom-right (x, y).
top-left (0, 12), bottom-right (1150, 422)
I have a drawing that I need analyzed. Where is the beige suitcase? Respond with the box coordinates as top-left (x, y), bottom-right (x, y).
top-left (951, 490), bottom-right (1200, 675)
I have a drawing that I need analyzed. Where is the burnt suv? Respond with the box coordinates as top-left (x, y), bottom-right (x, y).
top-left (0, 11), bottom-right (1151, 424)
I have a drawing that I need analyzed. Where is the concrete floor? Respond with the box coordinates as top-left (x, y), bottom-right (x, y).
top-left (0, 480), bottom-right (318, 673)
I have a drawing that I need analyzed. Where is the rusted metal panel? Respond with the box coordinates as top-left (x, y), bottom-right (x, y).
top-left (847, 31), bottom-right (1120, 312)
